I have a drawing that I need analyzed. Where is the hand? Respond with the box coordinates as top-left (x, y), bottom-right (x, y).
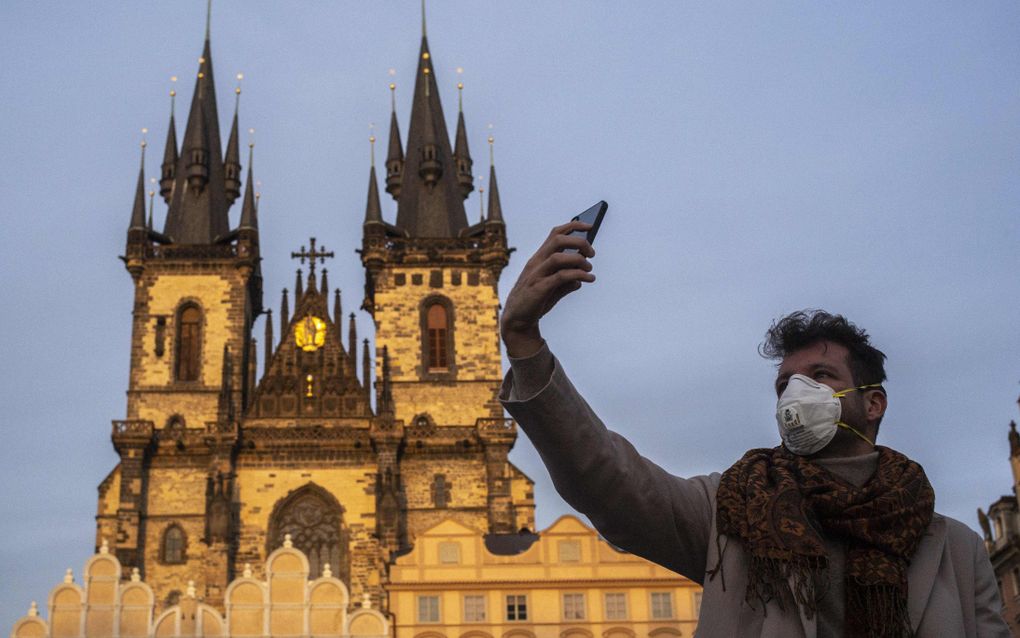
top-left (501, 221), bottom-right (596, 358)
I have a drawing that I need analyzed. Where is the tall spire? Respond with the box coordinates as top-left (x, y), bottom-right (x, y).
top-left (280, 289), bottom-right (290, 329)
top-left (486, 136), bottom-right (503, 223)
top-left (393, 35), bottom-right (468, 237)
top-left (348, 313), bottom-right (358, 372)
top-left (223, 78), bottom-right (242, 206)
top-left (384, 83), bottom-right (404, 201)
top-left (205, 0), bottom-right (213, 41)
top-left (147, 183), bottom-right (156, 230)
top-left (238, 142), bottom-right (257, 230)
top-left (159, 79), bottom-right (178, 204)
top-left (333, 289), bottom-right (342, 328)
top-left (453, 78), bottom-right (474, 199)
top-left (362, 338), bottom-right (371, 401)
top-left (129, 139), bottom-right (148, 231)
top-left (263, 309), bottom-right (273, 373)
top-left (365, 135), bottom-right (383, 224)
top-left (163, 27), bottom-right (229, 244)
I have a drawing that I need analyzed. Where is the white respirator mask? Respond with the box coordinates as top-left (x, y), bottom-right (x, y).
top-left (775, 374), bottom-right (880, 455)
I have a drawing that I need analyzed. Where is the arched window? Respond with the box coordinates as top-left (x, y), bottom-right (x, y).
top-left (175, 305), bottom-right (202, 381)
top-left (427, 304), bottom-right (448, 370)
top-left (162, 525), bottom-right (186, 564)
top-left (268, 484), bottom-right (346, 582)
top-left (421, 298), bottom-right (454, 375)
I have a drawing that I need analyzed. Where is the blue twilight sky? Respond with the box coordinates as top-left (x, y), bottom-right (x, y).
top-left (1, 0), bottom-right (1018, 628)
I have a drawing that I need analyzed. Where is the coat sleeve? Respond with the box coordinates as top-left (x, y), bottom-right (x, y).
top-left (500, 350), bottom-right (718, 583)
top-left (971, 530), bottom-right (1011, 637)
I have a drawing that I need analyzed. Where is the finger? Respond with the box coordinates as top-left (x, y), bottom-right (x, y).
top-left (539, 232), bottom-right (595, 259)
top-left (534, 268), bottom-right (596, 295)
top-left (548, 220), bottom-right (592, 238)
top-left (535, 252), bottom-right (593, 277)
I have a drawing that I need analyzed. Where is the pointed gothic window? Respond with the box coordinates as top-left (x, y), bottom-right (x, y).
top-left (422, 299), bottom-right (453, 374)
top-left (268, 485), bottom-right (346, 582)
top-left (162, 525), bottom-right (186, 564)
top-left (175, 305), bottom-right (202, 381)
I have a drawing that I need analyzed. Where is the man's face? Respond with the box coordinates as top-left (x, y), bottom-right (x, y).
top-left (775, 340), bottom-right (869, 431)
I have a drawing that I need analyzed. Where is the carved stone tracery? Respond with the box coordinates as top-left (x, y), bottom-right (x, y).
top-left (268, 484), bottom-right (349, 585)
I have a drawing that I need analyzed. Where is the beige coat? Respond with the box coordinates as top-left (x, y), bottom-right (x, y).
top-left (500, 354), bottom-right (1009, 637)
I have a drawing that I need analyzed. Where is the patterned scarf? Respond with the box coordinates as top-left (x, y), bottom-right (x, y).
top-left (714, 445), bottom-right (934, 637)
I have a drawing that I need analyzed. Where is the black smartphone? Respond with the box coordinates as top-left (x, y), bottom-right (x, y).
top-left (565, 200), bottom-right (607, 252)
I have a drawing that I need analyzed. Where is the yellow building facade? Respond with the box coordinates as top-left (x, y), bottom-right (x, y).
top-left (389, 517), bottom-right (700, 638)
top-left (9, 11), bottom-right (701, 638)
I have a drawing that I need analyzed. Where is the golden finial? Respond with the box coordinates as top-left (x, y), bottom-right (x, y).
top-left (169, 76), bottom-right (177, 117)
top-left (457, 67), bottom-right (464, 111)
top-left (148, 182), bottom-right (156, 228)
top-left (141, 127), bottom-right (148, 149)
top-left (488, 134), bottom-right (495, 165)
top-left (234, 72), bottom-right (243, 111)
top-left (476, 173), bottom-right (485, 220)
top-left (369, 123), bottom-right (376, 165)
top-left (247, 128), bottom-right (254, 169)
top-left (388, 69), bottom-right (397, 112)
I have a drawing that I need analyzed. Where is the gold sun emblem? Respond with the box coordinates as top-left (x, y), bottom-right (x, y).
top-left (294, 315), bottom-right (327, 352)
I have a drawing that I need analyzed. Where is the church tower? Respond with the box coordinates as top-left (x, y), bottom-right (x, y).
top-left (95, 7), bottom-right (534, 617)
top-left (360, 27), bottom-right (520, 535)
top-left (102, 20), bottom-right (262, 608)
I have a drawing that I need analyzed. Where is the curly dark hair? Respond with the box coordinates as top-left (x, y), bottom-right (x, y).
top-left (761, 310), bottom-right (887, 389)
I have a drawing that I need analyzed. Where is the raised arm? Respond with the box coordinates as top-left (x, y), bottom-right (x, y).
top-left (499, 223), bottom-right (716, 582)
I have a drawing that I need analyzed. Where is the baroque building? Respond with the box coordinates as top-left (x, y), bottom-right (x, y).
top-left (9, 10), bottom-right (702, 638)
top-left (977, 398), bottom-right (1020, 633)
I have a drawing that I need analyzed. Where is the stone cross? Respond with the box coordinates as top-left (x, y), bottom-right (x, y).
top-left (291, 237), bottom-right (334, 281)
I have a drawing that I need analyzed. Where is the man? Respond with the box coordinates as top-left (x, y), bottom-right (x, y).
top-left (498, 221), bottom-right (1007, 637)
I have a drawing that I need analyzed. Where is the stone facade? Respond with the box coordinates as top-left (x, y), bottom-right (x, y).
top-left (977, 399), bottom-right (1020, 633)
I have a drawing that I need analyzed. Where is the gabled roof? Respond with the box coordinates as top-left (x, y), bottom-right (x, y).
top-left (247, 285), bottom-right (369, 420)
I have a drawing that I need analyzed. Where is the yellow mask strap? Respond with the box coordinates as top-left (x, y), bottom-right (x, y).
top-left (832, 383), bottom-right (883, 398)
top-left (837, 421), bottom-right (875, 447)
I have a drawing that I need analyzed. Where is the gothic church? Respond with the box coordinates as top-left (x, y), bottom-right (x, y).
top-left (106, 13), bottom-right (530, 612)
top-left (10, 10), bottom-right (702, 638)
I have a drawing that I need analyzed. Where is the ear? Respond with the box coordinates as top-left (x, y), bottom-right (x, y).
top-left (865, 389), bottom-right (887, 424)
